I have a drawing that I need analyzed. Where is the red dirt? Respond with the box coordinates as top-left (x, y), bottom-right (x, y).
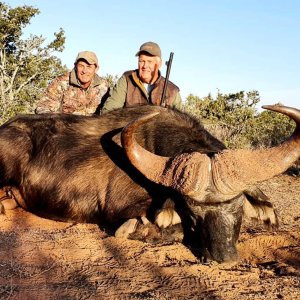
top-left (0, 174), bottom-right (299, 299)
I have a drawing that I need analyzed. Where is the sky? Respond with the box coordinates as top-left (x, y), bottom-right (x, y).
top-left (5, 0), bottom-right (300, 110)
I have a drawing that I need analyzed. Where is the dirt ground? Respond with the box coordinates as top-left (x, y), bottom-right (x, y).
top-left (0, 173), bottom-right (299, 300)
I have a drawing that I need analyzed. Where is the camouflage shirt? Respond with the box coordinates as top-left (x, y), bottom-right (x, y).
top-left (35, 70), bottom-right (109, 115)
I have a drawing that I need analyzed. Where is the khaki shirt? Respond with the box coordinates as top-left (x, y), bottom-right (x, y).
top-left (35, 70), bottom-right (109, 115)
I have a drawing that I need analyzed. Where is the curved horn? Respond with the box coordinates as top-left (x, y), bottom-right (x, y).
top-left (122, 105), bottom-right (300, 203)
top-left (121, 112), bottom-right (170, 183)
top-left (262, 104), bottom-right (300, 134)
top-left (121, 112), bottom-right (212, 198)
top-left (211, 105), bottom-right (300, 198)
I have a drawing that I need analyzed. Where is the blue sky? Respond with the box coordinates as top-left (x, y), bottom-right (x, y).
top-left (6, 0), bottom-right (300, 109)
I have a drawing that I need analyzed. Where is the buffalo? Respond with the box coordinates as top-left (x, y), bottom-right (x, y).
top-left (0, 104), bottom-right (299, 262)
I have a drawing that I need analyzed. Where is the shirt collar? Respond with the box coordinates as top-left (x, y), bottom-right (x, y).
top-left (69, 68), bottom-right (102, 89)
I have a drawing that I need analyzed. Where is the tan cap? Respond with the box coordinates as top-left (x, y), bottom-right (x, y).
top-left (75, 51), bottom-right (98, 66)
top-left (135, 41), bottom-right (161, 58)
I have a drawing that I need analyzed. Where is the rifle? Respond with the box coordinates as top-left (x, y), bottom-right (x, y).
top-left (160, 52), bottom-right (174, 107)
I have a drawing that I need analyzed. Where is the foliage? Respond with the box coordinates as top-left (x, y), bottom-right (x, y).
top-left (251, 108), bottom-right (295, 147)
top-left (181, 91), bottom-right (294, 149)
top-left (0, 1), bottom-right (295, 152)
top-left (0, 2), bottom-right (67, 124)
top-left (104, 73), bottom-right (119, 89)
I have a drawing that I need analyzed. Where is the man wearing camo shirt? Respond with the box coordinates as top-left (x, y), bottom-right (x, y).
top-left (0, 51), bottom-right (109, 212)
top-left (35, 51), bottom-right (108, 115)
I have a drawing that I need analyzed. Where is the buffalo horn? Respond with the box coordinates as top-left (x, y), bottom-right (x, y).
top-left (122, 105), bottom-right (300, 202)
top-left (121, 112), bottom-right (171, 182)
top-left (211, 105), bottom-right (300, 199)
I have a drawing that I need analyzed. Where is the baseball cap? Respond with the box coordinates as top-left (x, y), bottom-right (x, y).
top-left (135, 41), bottom-right (161, 58)
top-left (75, 51), bottom-right (98, 66)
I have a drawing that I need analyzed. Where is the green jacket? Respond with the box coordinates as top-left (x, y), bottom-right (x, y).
top-left (102, 70), bottom-right (181, 113)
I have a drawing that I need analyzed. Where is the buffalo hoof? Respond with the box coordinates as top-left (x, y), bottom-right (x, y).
top-left (160, 223), bottom-right (184, 242)
top-left (155, 208), bottom-right (181, 228)
top-left (0, 187), bottom-right (19, 213)
top-left (1, 198), bottom-right (18, 211)
top-left (129, 221), bottom-right (161, 242)
top-left (0, 186), bottom-right (26, 213)
top-left (130, 222), bottom-right (184, 244)
top-left (115, 216), bottom-right (151, 239)
top-left (115, 217), bottom-right (184, 244)
top-left (115, 218), bottom-right (139, 238)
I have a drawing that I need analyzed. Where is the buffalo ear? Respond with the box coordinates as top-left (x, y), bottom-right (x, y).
top-left (242, 187), bottom-right (278, 227)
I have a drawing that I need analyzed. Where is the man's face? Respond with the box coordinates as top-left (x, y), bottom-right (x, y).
top-left (138, 54), bottom-right (161, 84)
top-left (75, 60), bottom-right (98, 86)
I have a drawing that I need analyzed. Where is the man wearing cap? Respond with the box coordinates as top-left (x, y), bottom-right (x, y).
top-left (101, 41), bottom-right (182, 113)
top-left (35, 51), bottom-right (109, 115)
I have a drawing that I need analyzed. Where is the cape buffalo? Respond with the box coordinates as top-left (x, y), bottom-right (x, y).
top-left (0, 104), bottom-right (299, 262)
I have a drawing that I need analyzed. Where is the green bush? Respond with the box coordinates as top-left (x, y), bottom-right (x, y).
top-left (181, 91), bottom-right (294, 149)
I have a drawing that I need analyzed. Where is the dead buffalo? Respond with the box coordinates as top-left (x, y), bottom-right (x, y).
top-left (0, 104), bottom-right (298, 262)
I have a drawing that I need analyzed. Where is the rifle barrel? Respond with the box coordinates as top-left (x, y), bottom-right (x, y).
top-left (161, 52), bottom-right (174, 107)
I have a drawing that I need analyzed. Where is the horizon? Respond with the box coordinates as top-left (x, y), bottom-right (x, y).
top-left (5, 0), bottom-right (300, 110)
